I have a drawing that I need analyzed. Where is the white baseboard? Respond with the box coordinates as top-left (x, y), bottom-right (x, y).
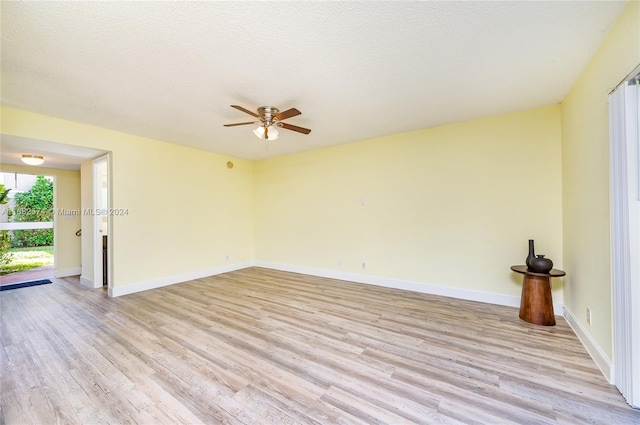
top-left (80, 275), bottom-right (94, 289)
top-left (104, 258), bottom-right (566, 319)
top-left (109, 261), bottom-right (254, 297)
top-left (563, 305), bottom-right (613, 383)
top-left (55, 267), bottom-right (81, 278)
top-left (254, 261), bottom-right (564, 314)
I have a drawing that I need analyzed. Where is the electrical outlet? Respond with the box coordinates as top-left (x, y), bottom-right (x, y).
top-left (225, 254), bottom-right (230, 262)
top-left (337, 259), bottom-right (342, 266)
top-left (361, 262), bottom-right (366, 269)
top-left (586, 307), bottom-right (592, 325)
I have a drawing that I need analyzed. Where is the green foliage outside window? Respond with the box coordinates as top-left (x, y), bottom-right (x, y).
top-left (0, 185), bottom-right (10, 205)
top-left (10, 176), bottom-right (54, 248)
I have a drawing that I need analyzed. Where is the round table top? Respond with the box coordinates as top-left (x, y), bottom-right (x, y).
top-left (511, 265), bottom-right (566, 277)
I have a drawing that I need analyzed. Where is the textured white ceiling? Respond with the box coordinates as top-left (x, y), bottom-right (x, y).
top-left (0, 1), bottom-right (628, 161)
top-left (0, 135), bottom-right (106, 171)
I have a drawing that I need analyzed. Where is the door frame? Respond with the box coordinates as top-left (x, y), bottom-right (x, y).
top-left (92, 155), bottom-right (110, 290)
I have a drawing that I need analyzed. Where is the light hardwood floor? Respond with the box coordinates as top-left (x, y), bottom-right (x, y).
top-left (1, 267), bottom-right (638, 424)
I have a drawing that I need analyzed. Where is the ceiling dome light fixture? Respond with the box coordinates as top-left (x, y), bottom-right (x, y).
top-left (21, 154), bottom-right (44, 166)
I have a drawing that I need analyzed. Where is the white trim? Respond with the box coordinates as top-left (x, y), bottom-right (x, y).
top-left (109, 261), bottom-right (254, 297)
top-left (0, 221), bottom-right (53, 230)
top-left (109, 260), bottom-right (565, 315)
top-left (80, 275), bottom-right (94, 289)
top-left (52, 175), bottom-right (58, 288)
top-left (254, 261), bottom-right (564, 314)
top-left (563, 305), bottom-right (614, 383)
top-left (55, 267), bottom-right (81, 278)
top-left (92, 156), bottom-right (110, 292)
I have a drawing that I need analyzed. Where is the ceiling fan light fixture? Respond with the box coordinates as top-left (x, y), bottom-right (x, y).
top-left (225, 105), bottom-right (310, 140)
top-left (21, 154), bottom-right (44, 166)
top-left (266, 125), bottom-right (279, 140)
top-left (253, 125), bottom-right (279, 141)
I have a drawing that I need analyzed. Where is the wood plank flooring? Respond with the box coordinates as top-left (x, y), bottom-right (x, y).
top-left (1, 267), bottom-right (638, 424)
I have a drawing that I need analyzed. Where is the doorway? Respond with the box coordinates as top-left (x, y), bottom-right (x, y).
top-left (0, 172), bottom-right (55, 286)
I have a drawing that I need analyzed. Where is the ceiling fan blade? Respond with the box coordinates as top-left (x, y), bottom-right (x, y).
top-left (275, 108), bottom-right (301, 121)
top-left (230, 105), bottom-right (259, 118)
top-left (223, 122), bottom-right (256, 127)
top-left (280, 122), bottom-right (311, 135)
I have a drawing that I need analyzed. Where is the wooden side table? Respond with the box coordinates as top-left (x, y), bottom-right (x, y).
top-left (511, 265), bottom-right (565, 326)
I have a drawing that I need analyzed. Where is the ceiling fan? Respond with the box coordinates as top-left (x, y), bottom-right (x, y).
top-left (224, 105), bottom-right (311, 140)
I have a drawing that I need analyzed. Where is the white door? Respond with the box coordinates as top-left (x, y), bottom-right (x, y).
top-left (610, 70), bottom-right (640, 408)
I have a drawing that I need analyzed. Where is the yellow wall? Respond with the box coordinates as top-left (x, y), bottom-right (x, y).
top-left (0, 164), bottom-right (81, 275)
top-left (0, 6), bottom-right (634, 349)
top-left (561, 1), bottom-right (640, 360)
top-left (254, 105), bottom-right (563, 299)
top-left (1, 107), bottom-right (254, 290)
top-left (0, 104), bottom-right (563, 303)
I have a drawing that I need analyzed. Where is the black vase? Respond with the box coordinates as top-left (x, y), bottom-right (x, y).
top-left (526, 239), bottom-right (535, 269)
top-left (529, 254), bottom-right (553, 274)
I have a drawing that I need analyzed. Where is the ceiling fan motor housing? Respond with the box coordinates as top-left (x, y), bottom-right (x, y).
top-left (258, 106), bottom-right (279, 126)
